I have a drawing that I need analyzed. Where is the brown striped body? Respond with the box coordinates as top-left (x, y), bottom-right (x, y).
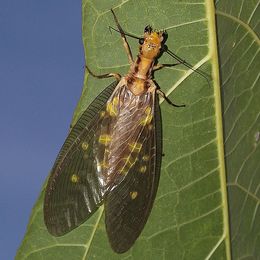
top-left (126, 31), bottom-right (163, 96)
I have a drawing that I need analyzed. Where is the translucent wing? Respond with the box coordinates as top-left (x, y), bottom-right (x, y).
top-left (44, 81), bottom-right (119, 236)
top-left (104, 88), bottom-right (162, 253)
top-left (44, 78), bottom-right (161, 250)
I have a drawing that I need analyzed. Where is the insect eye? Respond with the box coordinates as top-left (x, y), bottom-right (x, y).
top-left (161, 31), bottom-right (168, 44)
top-left (144, 25), bottom-right (152, 33)
top-left (139, 38), bottom-right (144, 45)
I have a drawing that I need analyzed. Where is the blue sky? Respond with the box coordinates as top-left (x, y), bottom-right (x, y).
top-left (0, 1), bottom-right (84, 259)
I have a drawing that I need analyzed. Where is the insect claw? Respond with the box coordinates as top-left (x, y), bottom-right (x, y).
top-left (109, 26), bottom-right (119, 35)
top-left (157, 89), bottom-right (185, 107)
top-left (111, 9), bottom-right (125, 36)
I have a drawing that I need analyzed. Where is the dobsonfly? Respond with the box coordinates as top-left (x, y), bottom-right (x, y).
top-left (44, 9), bottom-right (209, 253)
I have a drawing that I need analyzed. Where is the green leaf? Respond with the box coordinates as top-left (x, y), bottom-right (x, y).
top-left (215, 0), bottom-right (260, 259)
top-left (16, 0), bottom-right (259, 259)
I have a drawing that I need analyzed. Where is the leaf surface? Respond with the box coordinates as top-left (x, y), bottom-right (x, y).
top-left (215, 0), bottom-right (260, 259)
top-left (16, 0), bottom-right (260, 259)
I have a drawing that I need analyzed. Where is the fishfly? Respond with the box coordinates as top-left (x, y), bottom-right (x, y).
top-left (44, 9), bottom-right (207, 253)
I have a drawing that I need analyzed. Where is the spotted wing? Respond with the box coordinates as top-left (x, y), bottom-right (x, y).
top-left (104, 91), bottom-right (162, 253)
top-left (44, 81), bottom-right (119, 236)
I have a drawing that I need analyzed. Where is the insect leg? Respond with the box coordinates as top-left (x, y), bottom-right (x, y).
top-left (157, 89), bottom-right (185, 107)
top-left (85, 64), bottom-right (121, 81)
top-left (111, 9), bottom-right (134, 65)
top-left (153, 61), bottom-right (184, 71)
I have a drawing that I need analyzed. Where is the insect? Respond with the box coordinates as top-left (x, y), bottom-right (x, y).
top-left (44, 9), bottom-right (207, 253)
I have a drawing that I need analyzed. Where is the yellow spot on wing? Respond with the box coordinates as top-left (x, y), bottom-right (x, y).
top-left (140, 106), bottom-right (153, 125)
top-left (145, 107), bottom-right (151, 115)
top-left (119, 155), bottom-right (138, 174)
top-left (139, 165), bottom-right (147, 173)
top-left (71, 174), bottom-right (80, 183)
top-left (106, 96), bottom-right (119, 117)
top-left (99, 111), bottom-right (106, 118)
top-left (99, 160), bottom-right (109, 169)
top-left (104, 148), bottom-right (110, 157)
top-left (97, 149), bottom-right (110, 170)
top-left (81, 142), bottom-right (89, 151)
top-left (128, 142), bottom-right (142, 153)
top-left (130, 191), bottom-right (138, 200)
top-left (142, 155), bottom-right (150, 161)
top-left (124, 155), bottom-right (137, 168)
top-left (98, 135), bottom-right (112, 145)
top-left (112, 96), bottom-right (119, 105)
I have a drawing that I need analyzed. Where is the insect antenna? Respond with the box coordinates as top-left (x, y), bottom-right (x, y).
top-left (108, 26), bottom-right (141, 40)
top-left (164, 46), bottom-right (211, 87)
top-left (109, 26), bottom-right (210, 88)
